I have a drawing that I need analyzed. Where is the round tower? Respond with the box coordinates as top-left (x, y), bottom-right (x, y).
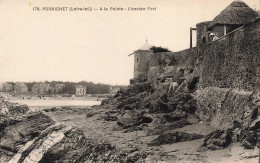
top-left (196, 21), bottom-right (211, 50)
top-left (133, 41), bottom-right (153, 78)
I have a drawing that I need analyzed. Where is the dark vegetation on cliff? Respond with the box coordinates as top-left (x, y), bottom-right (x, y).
top-left (150, 46), bottom-right (171, 53)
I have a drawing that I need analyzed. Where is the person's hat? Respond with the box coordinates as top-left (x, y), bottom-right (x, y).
top-left (209, 33), bottom-right (215, 36)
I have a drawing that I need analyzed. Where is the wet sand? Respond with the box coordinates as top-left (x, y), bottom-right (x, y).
top-left (44, 106), bottom-right (259, 163)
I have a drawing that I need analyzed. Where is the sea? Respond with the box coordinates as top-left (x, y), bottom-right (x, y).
top-left (8, 99), bottom-right (101, 110)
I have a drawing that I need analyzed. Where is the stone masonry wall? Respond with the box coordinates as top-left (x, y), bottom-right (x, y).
top-left (134, 51), bottom-right (152, 78)
top-left (149, 48), bottom-right (197, 68)
top-left (199, 18), bottom-right (260, 91)
top-left (194, 87), bottom-right (258, 129)
top-left (196, 21), bottom-right (211, 50)
top-left (147, 48), bottom-right (198, 82)
top-left (145, 19), bottom-right (259, 92)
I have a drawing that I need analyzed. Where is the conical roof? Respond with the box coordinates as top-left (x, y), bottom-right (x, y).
top-left (208, 1), bottom-right (259, 29)
top-left (138, 42), bottom-right (153, 51)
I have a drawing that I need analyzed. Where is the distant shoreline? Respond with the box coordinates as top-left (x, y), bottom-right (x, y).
top-left (0, 92), bottom-right (109, 100)
top-left (7, 98), bottom-right (102, 110)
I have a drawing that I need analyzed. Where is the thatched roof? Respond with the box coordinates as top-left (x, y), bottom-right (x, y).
top-left (208, 1), bottom-right (259, 29)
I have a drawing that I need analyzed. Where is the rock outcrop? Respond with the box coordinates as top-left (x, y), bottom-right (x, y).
top-left (0, 99), bottom-right (149, 163)
top-left (201, 129), bottom-right (232, 150)
top-left (149, 132), bottom-right (204, 146)
top-left (0, 100), bottom-right (55, 162)
top-left (99, 67), bottom-right (260, 152)
top-left (194, 87), bottom-right (260, 149)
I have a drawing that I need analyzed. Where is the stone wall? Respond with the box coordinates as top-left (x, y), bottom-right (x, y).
top-left (173, 48), bottom-right (198, 69)
top-left (196, 21), bottom-right (211, 50)
top-left (199, 18), bottom-right (260, 91)
top-left (194, 87), bottom-right (259, 129)
top-left (134, 51), bottom-right (152, 78)
top-left (149, 48), bottom-right (197, 68)
top-left (147, 48), bottom-right (198, 82)
top-left (143, 18), bottom-right (260, 92)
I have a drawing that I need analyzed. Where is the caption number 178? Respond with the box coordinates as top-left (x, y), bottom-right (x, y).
top-left (32, 7), bottom-right (40, 11)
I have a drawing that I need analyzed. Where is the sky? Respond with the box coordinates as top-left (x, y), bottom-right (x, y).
top-left (0, 0), bottom-right (259, 85)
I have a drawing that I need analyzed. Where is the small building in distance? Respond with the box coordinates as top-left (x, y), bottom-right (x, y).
top-left (2, 83), bottom-right (13, 92)
top-left (32, 83), bottom-right (51, 94)
top-left (76, 85), bottom-right (87, 96)
top-left (109, 86), bottom-right (121, 95)
top-left (55, 84), bottom-right (65, 93)
top-left (14, 82), bottom-right (28, 93)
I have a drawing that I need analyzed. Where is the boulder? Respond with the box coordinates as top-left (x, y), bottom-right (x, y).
top-left (6, 125), bottom-right (89, 163)
top-left (8, 105), bottom-right (29, 115)
top-left (161, 110), bottom-right (187, 123)
top-left (202, 129), bottom-right (232, 150)
top-left (104, 115), bottom-right (118, 121)
top-left (149, 94), bottom-right (174, 113)
top-left (249, 116), bottom-right (260, 130)
top-left (86, 109), bottom-right (100, 118)
top-left (148, 131), bottom-right (203, 146)
top-left (37, 127), bottom-right (91, 163)
top-left (149, 100), bottom-right (174, 113)
top-left (240, 130), bottom-right (257, 149)
top-left (6, 124), bottom-right (145, 163)
top-left (117, 110), bottom-right (153, 130)
top-left (0, 112), bottom-right (54, 162)
top-left (0, 101), bottom-right (29, 116)
top-left (168, 91), bottom-right (194, 111)
top-left (194, 88), bottom-right (257, 129)
top-left (146, 119), bottom-right (191, 135)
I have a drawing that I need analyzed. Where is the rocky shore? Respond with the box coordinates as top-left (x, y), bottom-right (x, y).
top-left (0, 73), bottom-right (259, 162)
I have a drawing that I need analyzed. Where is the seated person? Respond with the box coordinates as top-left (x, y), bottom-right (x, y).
top-left (209, 33), bottom-right (219, 41)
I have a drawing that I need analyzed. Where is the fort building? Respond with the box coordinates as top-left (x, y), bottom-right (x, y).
top-left (208, 1), bottom-right (258, 37)
top-left (130, 40), bottom-right (153, 78)
top-left (131, 1), bottom-right (260, 92)
top-left (196, 1), bottom-right (259, 49)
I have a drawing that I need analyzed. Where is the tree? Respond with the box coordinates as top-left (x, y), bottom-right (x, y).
top-left (9, 80), bottom-right (112, 95)
top-left (60, 82), bottom-right (76, 94)
top-left (25, 82), bottom-right (36, 91)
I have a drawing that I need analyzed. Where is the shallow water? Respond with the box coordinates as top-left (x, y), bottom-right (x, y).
top-left (9, 99), bottom-right (101, 108)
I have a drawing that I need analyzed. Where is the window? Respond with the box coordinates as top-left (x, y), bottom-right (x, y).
top-left (137, 58), bottom-right (139, 62)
